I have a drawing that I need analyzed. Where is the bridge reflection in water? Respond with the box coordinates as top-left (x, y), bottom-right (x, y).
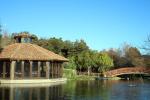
top-left (0, 83), bottom-right (65, 100)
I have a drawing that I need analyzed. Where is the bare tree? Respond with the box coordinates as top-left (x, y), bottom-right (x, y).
top-left (142, 35), bottom-right (150, 54)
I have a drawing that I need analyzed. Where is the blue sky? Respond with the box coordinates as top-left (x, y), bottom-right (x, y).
top-left (0, 0), bottom-right (150, 52)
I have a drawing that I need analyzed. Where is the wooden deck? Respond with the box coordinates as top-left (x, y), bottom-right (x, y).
top-left (0, 78), bottom-right (67, 84)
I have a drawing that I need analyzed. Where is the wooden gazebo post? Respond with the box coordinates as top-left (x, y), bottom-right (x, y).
top-left (30, 61), bottom-right (33, 78)
top-left (2, 62), bottom-right (6, 78)
top-left (60, 63), bottom-right (63, 78)
top-left (10, 61), bottom-right (16, 80)
top-left (58, 63), bottom-right (60, 78)
top-left (57, 63), bottom-right (59, 78)
top-left (21, 61), bottom-right (24, 78)
top-left (51, 62), bottom-right (53, 78)
top-left (54, 62), bottom-right (56, 78)
top-left (38, 61), bottom-right (41, 78)
top-left (56, 62), bottom-right (58, 78)
top-left (46, 61), bottom-right (50, 79)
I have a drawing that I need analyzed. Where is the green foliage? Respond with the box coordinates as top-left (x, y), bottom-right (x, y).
top-left (97, 52), bottom-right (114, 73)
top-left (64, 56), bottom-right (76, 69)
top-left (75, 51), bottom-right (92, 70)
top-left (63, 68), bottom-right (94, 80)
top-left (63, 69), bottom-right (77, 79)
top-left (73, 51), bottom-right (114, 73)
top-left (35, 37), bottom-right (89, 58)
top-left (47, 37), bottom-right (64, 54)
top-left (74, 39), bottom-right (89, 54)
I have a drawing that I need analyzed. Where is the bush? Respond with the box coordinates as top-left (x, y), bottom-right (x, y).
top-left (63, 68), bottom-right (77, 79)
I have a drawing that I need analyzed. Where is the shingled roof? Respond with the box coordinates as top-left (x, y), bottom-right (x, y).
top-left (0, 43), bottom-right (68, 61)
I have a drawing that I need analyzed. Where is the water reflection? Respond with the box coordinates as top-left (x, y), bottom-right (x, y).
top-left (63, 80), bottom-right (150, 100)
top-left (0, 83), bottom-right (65, 100)
top-left (0, 80), bottom-right (149, 100)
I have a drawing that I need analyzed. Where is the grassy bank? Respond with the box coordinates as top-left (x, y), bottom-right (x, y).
top-left (63, 69), bottom-right (95, 80)
top-left (63, 68), bottom-right (121, 80)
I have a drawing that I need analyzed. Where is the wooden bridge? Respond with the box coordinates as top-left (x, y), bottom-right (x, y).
top-left (104, 67), bottom-right (150, 77)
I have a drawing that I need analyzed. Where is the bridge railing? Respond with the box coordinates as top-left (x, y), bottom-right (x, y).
top-left (104, 67), bottom-right (150, 77)
top-left (76, 67), bottom-right (150, 77)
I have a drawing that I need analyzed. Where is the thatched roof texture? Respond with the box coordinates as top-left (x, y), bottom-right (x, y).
top-left (0, 43), bottom-right (68, 61)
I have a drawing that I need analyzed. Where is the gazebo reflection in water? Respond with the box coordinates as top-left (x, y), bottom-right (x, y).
top-left (0, 83), bottom-right (65, 100)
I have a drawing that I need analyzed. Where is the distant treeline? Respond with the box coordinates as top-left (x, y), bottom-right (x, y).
top-left (0, 31), bottom-right (149, 73)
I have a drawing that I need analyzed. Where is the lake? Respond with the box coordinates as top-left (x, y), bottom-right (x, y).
top-left (0, 79), bottom-right (149, 100)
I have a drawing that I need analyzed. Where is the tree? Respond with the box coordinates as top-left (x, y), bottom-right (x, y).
top-left (96, 52), bottom-right (114, 73)
top-left (74, 39), bottom-right (89, 54)
top-left (125, 47), bottom-right (145, 67)
top-left (1, 31), bottom-right (12, 48)
top-left (61, 40), bottom-right (74, 57)
top-left (105, 44), bottom-right (145, 68)
top-left (73, 51), bottom-right (114, 74)
top-left (81, 51), bottom-right (93, 75)
top-left (106, 48), bottom-right (121, 68)
top-left (47, 37), bottom-right (64, 54)
top-left (0, 24), bottom-right (2, 49)
top-left (74, 51), bottom-right (95, 74)
top-left (143, 55), bottom-right (150, 67)
top-left (141, 35), bottom-right (150, 67)
top-left (142, 35), bottom-right (150, 54)
top-left (64, 56), bottom-right (76, 69)
top-left (36, 37), bottom-right (64, 55)
top-left (33, 37), bottom-right (90, 58)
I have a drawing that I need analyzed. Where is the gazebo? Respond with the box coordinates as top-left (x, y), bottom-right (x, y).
top-left (0, 33), bottom-right (68, 83)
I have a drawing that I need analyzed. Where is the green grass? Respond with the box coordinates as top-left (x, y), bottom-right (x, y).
top-left (75, 75), bottom-right (95, 80)
top-left (63, 68), bottom-right (95, 80)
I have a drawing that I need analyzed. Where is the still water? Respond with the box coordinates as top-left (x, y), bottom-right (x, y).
top-left (0, 80), bottom-right (149, 100)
